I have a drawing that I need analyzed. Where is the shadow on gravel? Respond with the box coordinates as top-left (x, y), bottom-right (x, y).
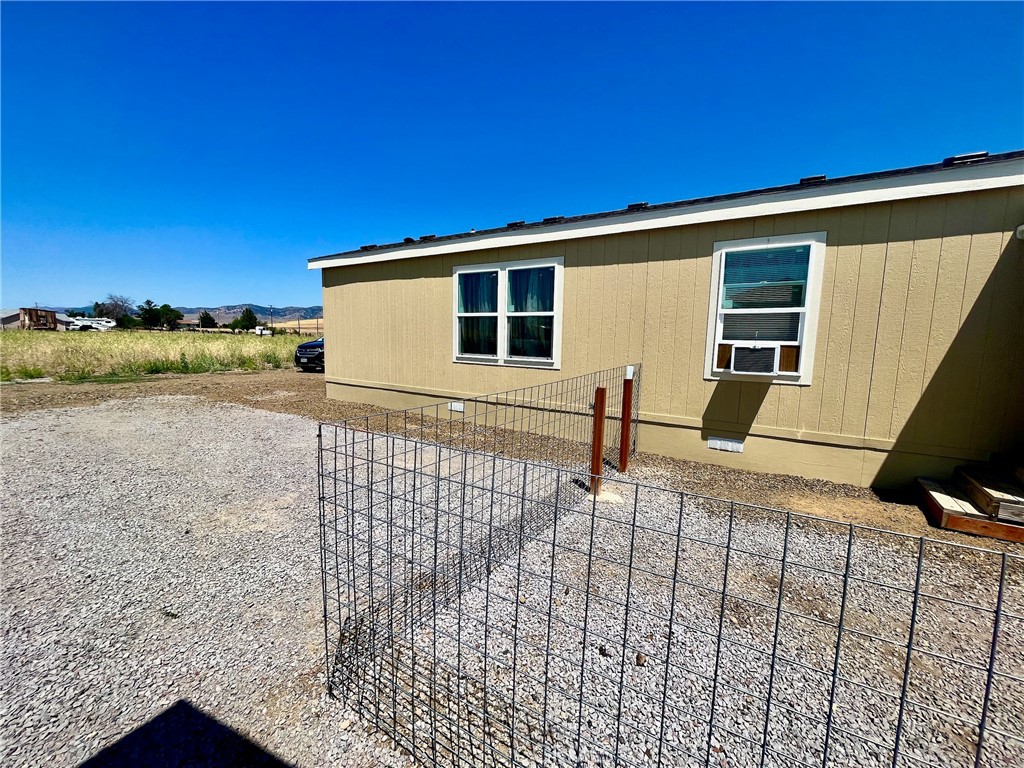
top-left (79, 699), bottom-right (292, 768)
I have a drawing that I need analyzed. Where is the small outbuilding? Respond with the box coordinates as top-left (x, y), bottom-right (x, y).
top-left (309, 151), bottom-right (1024, 488)
top-left (0, 309), bottom-right (20, 330)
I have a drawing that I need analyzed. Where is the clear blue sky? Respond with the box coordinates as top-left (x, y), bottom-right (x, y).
top-left (2, 2), bottom-right (1022, 310)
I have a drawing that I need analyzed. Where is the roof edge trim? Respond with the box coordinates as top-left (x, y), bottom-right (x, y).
top-left (309, 155), bottom-right (1024, 271)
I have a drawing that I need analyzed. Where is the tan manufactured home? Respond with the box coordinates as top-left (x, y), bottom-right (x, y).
top-left (310, 151), bottom-right (1024, 488)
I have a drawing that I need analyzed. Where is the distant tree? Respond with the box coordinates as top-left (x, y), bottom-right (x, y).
top-left (230, 307), bottom-right (259, 331)
top-left (93, 294), bottom-right (135, 327)
top-left (67, 310), bottom-right (85, 318)
top-left (198, 310), bottom-right (217, 329)
top-left (137, 300), bottom-right (161, 328)
top-left (159, 304), bottom-right (184, 331)
top-left (105, 294), bottom-right (134, 320)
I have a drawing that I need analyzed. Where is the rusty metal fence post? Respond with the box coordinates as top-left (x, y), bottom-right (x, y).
top-left (618, 365), bottom-right (635, 472)
top-left (590, 386), bottom-right (607, 495)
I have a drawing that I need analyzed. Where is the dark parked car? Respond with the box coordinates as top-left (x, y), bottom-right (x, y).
top-left (294, 337), bottom-right (324, 372)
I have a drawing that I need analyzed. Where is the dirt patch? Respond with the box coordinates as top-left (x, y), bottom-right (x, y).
top-left (0, 369), bottom-right (379, 423)
top-left (0, 368), bottom-right (1012, 547)
top-left (200, 495), bottom-right (297, 535)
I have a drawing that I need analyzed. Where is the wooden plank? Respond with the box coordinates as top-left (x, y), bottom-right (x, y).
top-left (685, 222), bottom-right (717, 419)
top-left (913, 194), bottom-right (975, 449)
top-left (779, 346), bottom-right (799, 373)
top-left (841, 203), bottom-right (892, 437)
top-left (918, 477), bottom-right (975, 517)
top-left (918, 478), bottom-right (1024, 542)
top-left (969, 204), bottom-right (1018, 452)
top-left (938, 190), bottom-right (1009, 450)
top-left (957, 467), bottom-right (1024, 519)
top-left (939, 510), bottom-right (1024, 544)
top-left (670, 226), bottom-right (698, 417)
top-left (716, 344), bottom-right (733, 370)
top-left (891, 196), bottom-right (946, 442)
top-left (999, 506), bottom-right (1024, 525)
top-left (817, 206), bottom-right (864, 434)
top-left (864, 199), bottom-right (917, 440)
top-left (626, 232), bottom-right (650, 368)
top-left (642, 233), bottom-right (669, 414)
top-left (796, 210), bottom-right (834, 432)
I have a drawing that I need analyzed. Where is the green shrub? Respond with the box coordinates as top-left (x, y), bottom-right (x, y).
top-left (55, 367), bottom-right (96, 382)
top-left (14, 365), bottom-right (47, 379)
top-left (260, 349), bottom-right (282, 368)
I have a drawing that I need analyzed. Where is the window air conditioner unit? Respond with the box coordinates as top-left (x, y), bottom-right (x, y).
top-left (731, 346), bottom-right (778, 375)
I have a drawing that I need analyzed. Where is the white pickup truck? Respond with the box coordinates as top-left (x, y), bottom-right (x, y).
top-left (250, 326), bottom-right (272, 336)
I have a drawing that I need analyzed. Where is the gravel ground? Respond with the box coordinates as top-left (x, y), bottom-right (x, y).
top-left (0, 369), bottom-right (991, 543)
top-left (1, 397), bottom-right (413, 767)
top-left (4, 381), bottom-right (1022, 768)
top-left (330, 438), bottom-right (1024, 768)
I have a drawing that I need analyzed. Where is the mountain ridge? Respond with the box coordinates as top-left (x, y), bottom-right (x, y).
top-left (38, 304), bottom-right (323, 323)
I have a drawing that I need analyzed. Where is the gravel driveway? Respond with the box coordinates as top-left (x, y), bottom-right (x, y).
top-left (0, 397), bottom-right (412, 767)
top-left (4, 395), bottom-right (1022, 768)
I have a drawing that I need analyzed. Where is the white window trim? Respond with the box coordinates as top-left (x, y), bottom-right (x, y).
top-left (452, 256), bottom-right (564, 370)
top-left (704, 232), bottom-right (827, 386)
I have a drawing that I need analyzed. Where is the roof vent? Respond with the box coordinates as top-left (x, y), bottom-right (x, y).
top-left (943, 151), bottom-right (988, 167)
top-left (403, 237), bottom-right (415, 244)
top-left (419, 234), bottom-right (436, 241)
top-left (507, 220), bottom-right (525, 228)
top-left (627, 202), bottom-right (649, 210)
top-left (542, 216), bottom-right (565, 224)
top-left (799, 175), bottom-right (826, 184)
top-left (359, 244), bottom-right (377, 251)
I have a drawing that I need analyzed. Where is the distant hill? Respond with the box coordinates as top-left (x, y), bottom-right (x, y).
top-left (35, 303), bottom-right (322, 324)
top-left (39, 305), bottom-right (93, 315)
top-left (172, 305), bottom-right (323, 324)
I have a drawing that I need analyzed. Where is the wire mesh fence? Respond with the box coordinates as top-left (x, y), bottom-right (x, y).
top-left (319, 367), bottom-right (1023, 768)
top-left (318, 364), bottom-right (640, 473)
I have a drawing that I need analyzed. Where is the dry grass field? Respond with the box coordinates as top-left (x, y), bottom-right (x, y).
top-left (0, 329), bottom-right (319, 382)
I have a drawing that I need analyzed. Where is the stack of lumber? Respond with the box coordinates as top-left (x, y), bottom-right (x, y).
top-left (918, 455), bottom-right (1024, 543)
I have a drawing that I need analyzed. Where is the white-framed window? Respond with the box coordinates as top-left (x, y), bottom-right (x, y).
top-left (704, 232), bottom-right (827, 386)
top-left (453, 256), bottom-right (564, 369)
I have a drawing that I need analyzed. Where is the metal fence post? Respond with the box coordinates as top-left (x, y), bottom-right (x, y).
top-left (590, 386), bottom-right (607, 494)
top-left (618, 365), bottom-right (635, 472)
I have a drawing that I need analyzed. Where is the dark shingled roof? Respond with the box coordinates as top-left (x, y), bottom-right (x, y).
top-left (310, 150), bottom-right (1024, 264)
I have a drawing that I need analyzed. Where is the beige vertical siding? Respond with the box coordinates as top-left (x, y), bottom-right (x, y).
top-left (322, 187), bottom-right (1024, 487)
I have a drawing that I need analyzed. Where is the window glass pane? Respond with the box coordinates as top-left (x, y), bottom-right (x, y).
top-left (508, 266), bottom-right (555, 312)
top-left (458, 271), bottom-right (498, 313)
top-left (459, 316), bottom-right (497, 355)
top-left (722, 245), bottom-right (810, 309)
top-left (722, 312), bottom-right (800, 342)
top-left (508, 316), bottom-right (553, 358)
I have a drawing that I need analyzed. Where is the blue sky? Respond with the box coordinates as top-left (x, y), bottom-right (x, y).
top-left (2, 2), bottom-right (1022, 310)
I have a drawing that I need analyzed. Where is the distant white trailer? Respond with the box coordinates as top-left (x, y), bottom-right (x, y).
top-left (70, 318), bottom-right (116, 331)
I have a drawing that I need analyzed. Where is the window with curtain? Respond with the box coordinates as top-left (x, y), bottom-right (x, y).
top-left (457, 270), bottom-right (498, 356)
top-left (453, 258), bottom-right (563, 367)
top-left (706, 233), bottom-right (826, 383)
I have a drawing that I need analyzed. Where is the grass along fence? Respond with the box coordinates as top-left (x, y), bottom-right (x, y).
top-left (0, 329), bottom-right (319, 382)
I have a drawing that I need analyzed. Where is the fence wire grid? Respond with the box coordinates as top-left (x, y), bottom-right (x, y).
top-left (318, 366), bottom-right (1023, 768)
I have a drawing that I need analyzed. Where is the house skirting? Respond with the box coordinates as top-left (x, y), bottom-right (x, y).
top-left (325, 378), bottom-right (988, 489)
